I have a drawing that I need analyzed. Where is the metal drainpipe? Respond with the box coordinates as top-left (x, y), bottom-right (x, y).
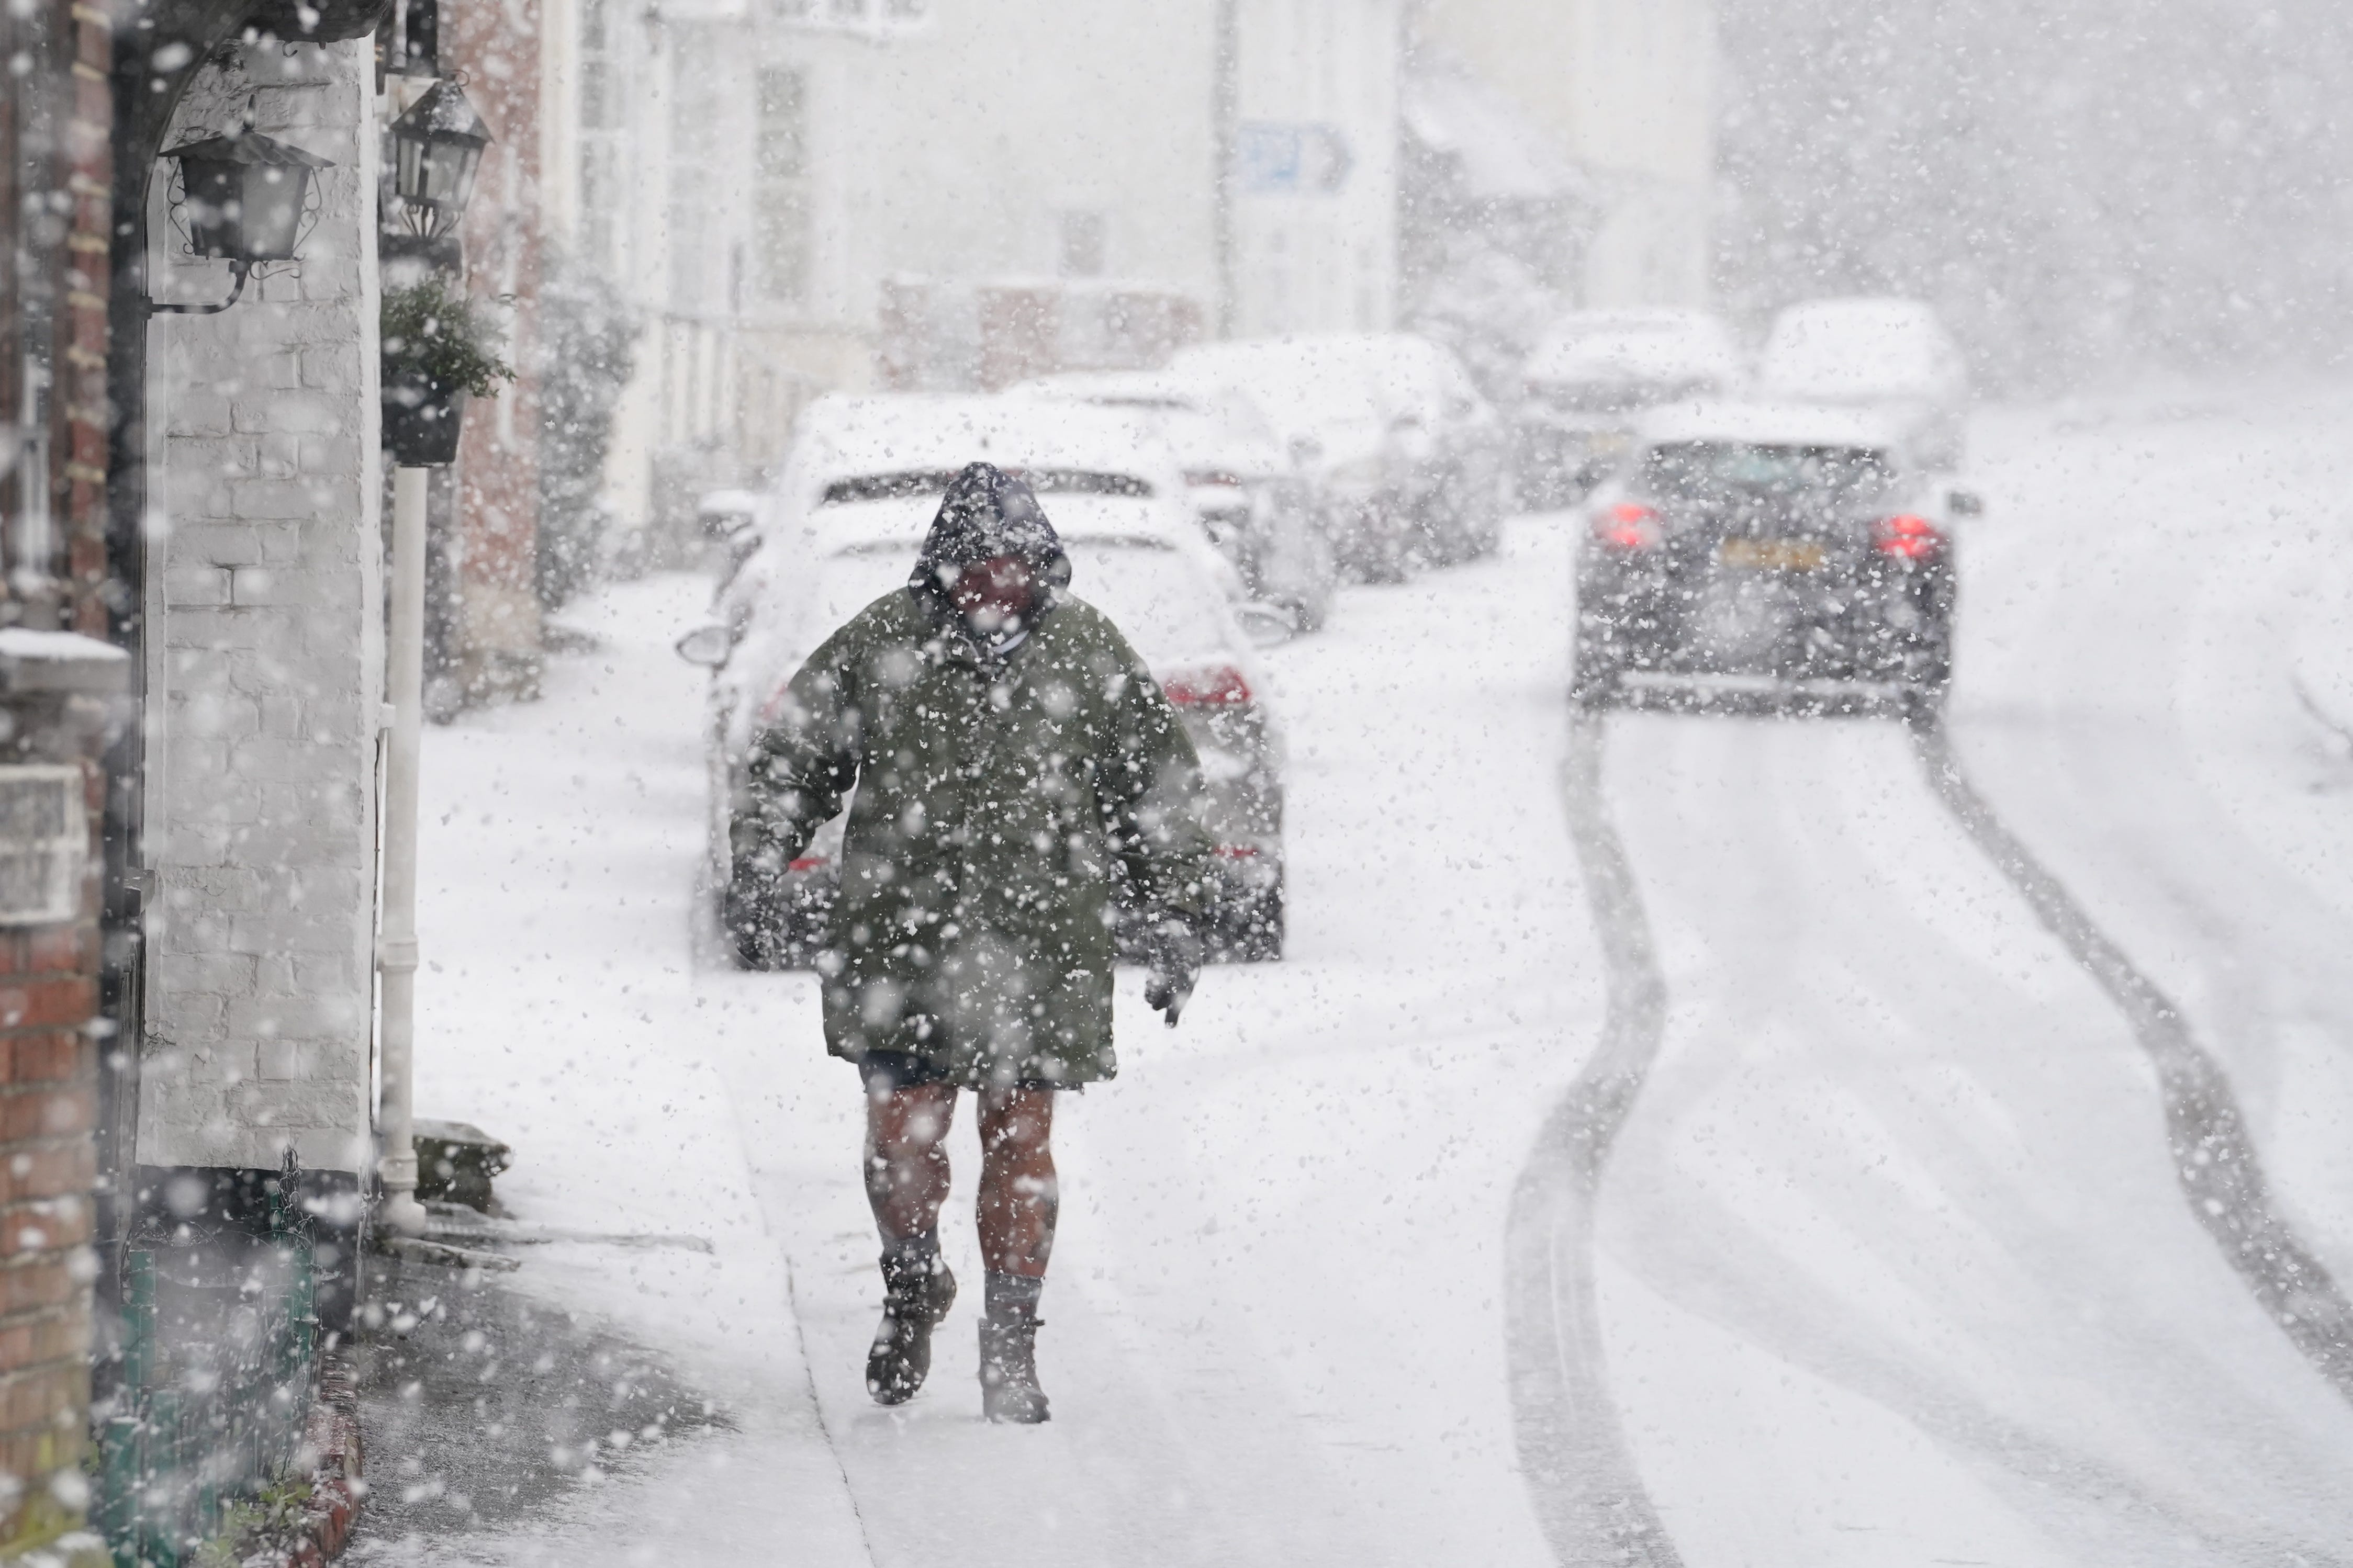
top-left (377, 465), bottom-right (430, 1237)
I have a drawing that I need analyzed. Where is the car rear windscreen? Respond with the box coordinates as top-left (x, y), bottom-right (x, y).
top-left (1643, 443), bottom-right (1897, 509)
top-left (821, 470), bottom-right (1153, 505)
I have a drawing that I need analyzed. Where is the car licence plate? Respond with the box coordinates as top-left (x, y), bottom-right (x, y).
top-left (1719, 537), bottom-right (1827, 571)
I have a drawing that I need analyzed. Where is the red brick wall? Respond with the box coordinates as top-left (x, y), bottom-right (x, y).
top-left (0, 0), bottom-right (112, 1539)
top-left (445, 0), bottom-right (546, 696)
top-left (0, 755), bottom-right (105, 1553)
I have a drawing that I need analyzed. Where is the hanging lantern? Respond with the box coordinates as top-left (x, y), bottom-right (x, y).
top-left (166, 129), bottom-right (333, 263)
top-left (389, 80), bottom-right (492, 236)
top-left (149, 127), bottom-right (334, 315)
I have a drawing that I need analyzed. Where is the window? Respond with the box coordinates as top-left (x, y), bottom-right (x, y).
top-left (579, 0), bottom-right (625, 270)
top-left (754, 67), bottom-right (812, 305)
top-left (0, 767), bottom-right (86, 926)
top-left (1057, 210), bottom-right (1106, 278)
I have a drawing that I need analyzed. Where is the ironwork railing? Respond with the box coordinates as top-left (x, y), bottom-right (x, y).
top-left (97, 1186), bottom-right (319, 1568)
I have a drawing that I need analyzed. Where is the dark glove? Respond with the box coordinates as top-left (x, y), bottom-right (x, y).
top-left (723, 842), bottom-right (786, 967)
top-left (1141, 917), bottom-right (1203, 1028)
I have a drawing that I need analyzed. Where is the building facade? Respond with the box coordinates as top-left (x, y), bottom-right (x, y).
top-left (557, 0), bottom-right (1408, 537)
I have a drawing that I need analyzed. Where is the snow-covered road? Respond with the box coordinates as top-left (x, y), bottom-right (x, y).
top-left (387, 387), bottom-right (2353, 1566)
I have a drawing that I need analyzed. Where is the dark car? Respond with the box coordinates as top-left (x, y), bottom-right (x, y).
top-left (1571, 401), bottom-right (1978, 718)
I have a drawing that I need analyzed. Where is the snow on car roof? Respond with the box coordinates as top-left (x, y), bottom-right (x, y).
top-left (1525, 318), bottom-right (1743, 386)
top-left (787, 394), bottom-right (1184, 495)
top-left (1638, 399), bottom-right (1904, 452)
top-left (1011, 370), bottom-right (1220, 408)
top-left (1005, 373), bottom-right (1285, 467)
top-left (807, 492), bottom-right (1193, 559)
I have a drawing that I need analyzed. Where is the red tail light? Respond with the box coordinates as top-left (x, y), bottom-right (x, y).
top-left (788, 855), bottom-right (830, 873)
top-left (1213, 844), bottom-right (1261, 859)
top-left (1163, 665), bottom-right (1253, 706)
top-left (1592, 501), bottom-right (1663, 550)
top-left (1874, 513), bottom-right (1945, 560)
top-left (1186, 470), bottom-right (1245, 489)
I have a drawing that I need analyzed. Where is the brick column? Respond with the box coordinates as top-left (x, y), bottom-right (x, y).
top-left (0, 639), bottom-right (127, 1563)
top-left (446, 0), bottom-right (547, 705)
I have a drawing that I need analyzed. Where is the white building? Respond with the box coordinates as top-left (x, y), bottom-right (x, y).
top-left (1415, 0), bottom-right (1715, 307)
top-left (543, 0), bottom-right (1407, 534)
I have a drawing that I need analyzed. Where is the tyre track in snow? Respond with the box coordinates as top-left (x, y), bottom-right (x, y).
top-left (1505, 710), bottom-right (1682, 1568)
top-left (1513, 703), bottom-right (2353, 1568)
top-left (1911, 716), bottom-right (2353, 1405)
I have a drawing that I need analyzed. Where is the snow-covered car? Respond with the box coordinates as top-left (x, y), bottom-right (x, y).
top-left (679, 395), bottom-right (1289, 967)
top-left (1173, 334), bottom-right (1507, 581)
top-left (1010, 370), bottom-right (1337, 632)
top-left (1571, 400), bottom-right (1980, 717)
top-left (1515, 309), bottom-right (1744, 507)
top-left (1758, 297), bottom-right (1970, 471)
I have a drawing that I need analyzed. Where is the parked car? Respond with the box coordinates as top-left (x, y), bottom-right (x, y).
top-left (1758, 297), bottom-right (1970, 470)
top-left (1571, 399), bottom-right (1979, 718)
top-left (1010, 370), bottom-right (1337, 631)
top-left (678, 394), bottom-right (1290, 967)
top-left (1174, 334), bottom-right (1507, 581)
top-left (1515, 309), bottom-right (1743, 507)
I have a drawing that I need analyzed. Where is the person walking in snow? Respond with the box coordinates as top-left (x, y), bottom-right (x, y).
top-left (730, 462), bottom-right (1210, 1424)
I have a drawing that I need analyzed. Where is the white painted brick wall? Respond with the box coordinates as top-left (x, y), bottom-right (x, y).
top-left (139, 40), bottom-right (385, 1175)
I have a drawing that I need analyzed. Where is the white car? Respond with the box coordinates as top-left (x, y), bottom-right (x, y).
top-left (1010, 370), bottom-right (1338, 632)
top-left (1174, 334), bottom-right (1507, 581)
top-left (1515, 308), bottom-right (1745, 506)
top-left (679, 394), bottom-right (1289, 966)
top-left (1759, 298), bottom-right (1970, 471)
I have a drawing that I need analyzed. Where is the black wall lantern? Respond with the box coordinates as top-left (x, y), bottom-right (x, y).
top-left (151, 127), bottom-right (333, 315)
top-left (389, 80), bottom-right (490, 238)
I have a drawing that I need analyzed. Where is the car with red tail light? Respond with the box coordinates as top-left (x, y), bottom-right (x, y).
top-left (1570, 400), bottom-right (1979, 718)
top-left (675, 394), bottom-right (1289, 968)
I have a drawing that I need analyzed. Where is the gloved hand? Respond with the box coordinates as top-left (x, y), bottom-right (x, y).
top-left (723, 843), bottom-right (786, 968)
top-left (1141, 917), bottom-right (1203, 1028)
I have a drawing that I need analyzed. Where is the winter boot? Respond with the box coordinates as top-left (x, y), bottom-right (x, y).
top-left (866, 1236), bottom-right (956, 1405)
top-left (978, 1273), bottom-right (1050, 1425)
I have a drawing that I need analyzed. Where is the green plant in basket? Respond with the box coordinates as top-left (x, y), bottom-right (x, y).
top-left (381, 277), bottom-right (516, 398)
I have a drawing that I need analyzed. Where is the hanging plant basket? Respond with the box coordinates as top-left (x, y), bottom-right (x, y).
top-left (382, 369), bottom-right (468, 466)
top-left (379, 278), bottom-right (513, 468)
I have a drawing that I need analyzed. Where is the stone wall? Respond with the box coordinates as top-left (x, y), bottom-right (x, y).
top-left (138, 40), bottom-right (384, 1175)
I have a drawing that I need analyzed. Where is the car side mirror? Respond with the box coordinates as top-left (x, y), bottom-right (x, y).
top-left (696, 489), bottom-right (763, 542)
top-left (1946, 489), bottom-right (1985, 518)
top-left (1233, 603), bottom-right (1298, 648)
top-left (675, 624), bottom-right (734, 669)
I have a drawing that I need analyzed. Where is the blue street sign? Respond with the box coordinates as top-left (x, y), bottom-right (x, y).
top-left (1236, 122), bottom-right (1354, 195)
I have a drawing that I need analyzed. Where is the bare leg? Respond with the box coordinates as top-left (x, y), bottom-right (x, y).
top-left (865, 1082), bottom-right (957, 1242)
top-left (863, 1082), bottom-right (960, 1406)
top-left (975, 1088), bottom-right (1057, 1277)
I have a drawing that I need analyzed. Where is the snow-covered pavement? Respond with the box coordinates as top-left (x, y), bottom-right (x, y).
top-left (388, 387), bottom-right (2353, 1565)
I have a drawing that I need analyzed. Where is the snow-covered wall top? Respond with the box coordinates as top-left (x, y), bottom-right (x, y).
top-left (140, 40), bottom-right (385, 1174)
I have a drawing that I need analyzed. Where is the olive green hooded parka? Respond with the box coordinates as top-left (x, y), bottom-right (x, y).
top-left (732, 463), bottom-right (1211, 1088)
